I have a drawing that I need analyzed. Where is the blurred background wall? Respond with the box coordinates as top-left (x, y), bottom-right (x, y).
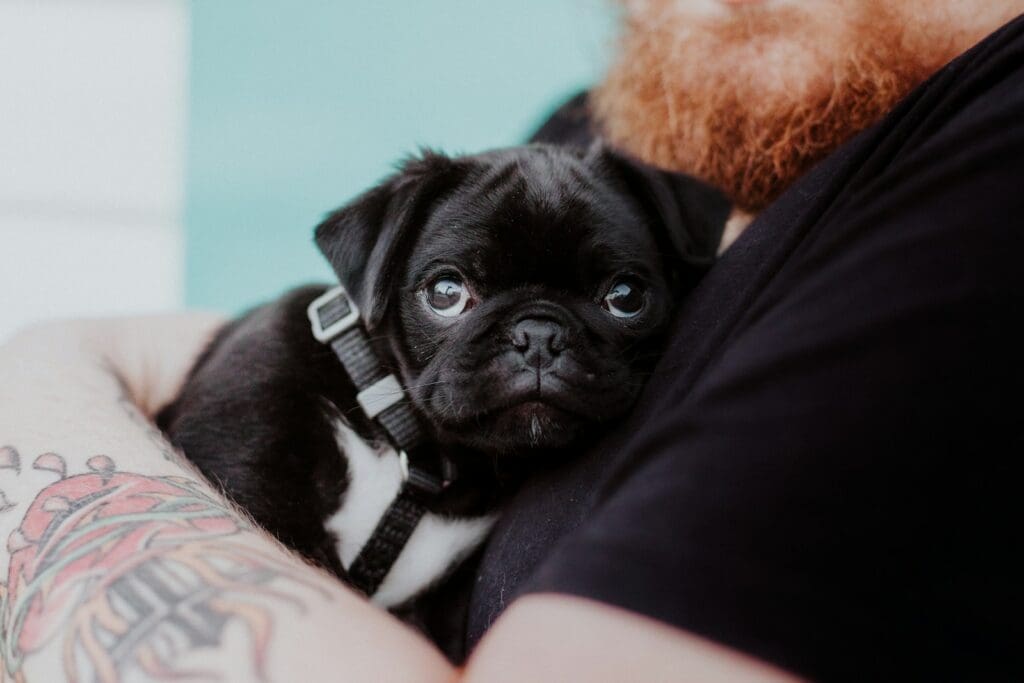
top-left (0, 0), bottom-right (616, 339)
top-left (0, 0), bottom-right (188, 339)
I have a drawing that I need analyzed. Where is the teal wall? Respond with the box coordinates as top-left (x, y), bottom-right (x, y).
top-left (185, 1), bottom-right (617, 311)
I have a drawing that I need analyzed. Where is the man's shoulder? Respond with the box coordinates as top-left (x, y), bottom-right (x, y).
top-left (861, 13), bottom-right (1024, 186)
top-left (825, 14), bottom-right (1024, 263)
top-left (763, 12), bottom-right (1024, 281)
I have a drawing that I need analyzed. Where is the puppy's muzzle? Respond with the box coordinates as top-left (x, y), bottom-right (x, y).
top-left (512, 317), bottom-right (567, 370)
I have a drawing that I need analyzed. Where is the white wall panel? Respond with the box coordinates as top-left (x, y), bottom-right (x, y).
top-left (0, 218), bottom-right (183, 333)
top-left (0, 0), bottom-right (188, 340)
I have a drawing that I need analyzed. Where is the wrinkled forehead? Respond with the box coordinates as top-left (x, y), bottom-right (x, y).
top-left (406, 150), bottom-right (661, 287)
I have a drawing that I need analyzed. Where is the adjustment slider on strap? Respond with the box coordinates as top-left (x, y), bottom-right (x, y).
top-left (398, 450), bottom-right (446, 498)
top-left (356, 375), bottom-right (404, 419)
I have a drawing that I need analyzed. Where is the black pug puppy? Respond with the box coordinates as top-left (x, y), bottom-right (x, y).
top-left (157, 143), bottom-right (727, 613)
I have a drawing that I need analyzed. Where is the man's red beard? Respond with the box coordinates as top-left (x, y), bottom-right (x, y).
top-left (593, 1), bottom-right (958, 212)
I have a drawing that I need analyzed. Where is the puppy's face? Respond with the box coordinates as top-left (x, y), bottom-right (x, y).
top-left (317, 145), bottom-right (728, 455)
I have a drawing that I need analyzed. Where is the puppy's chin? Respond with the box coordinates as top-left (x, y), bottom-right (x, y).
top-left (413, 357), bottom-right (645, 456)
top-left (431, 400), bottom-right (591, 456)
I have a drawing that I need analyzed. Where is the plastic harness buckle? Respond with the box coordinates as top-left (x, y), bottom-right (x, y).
top-left (307, 286), bottom-right (361, 343)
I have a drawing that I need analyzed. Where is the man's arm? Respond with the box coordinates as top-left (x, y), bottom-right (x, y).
top-left (467, 596), bottom-right (800, 683)
top-left (0, 317), bottom-right (794, 682)
top-left (0, 318), bottom-right (452, 683)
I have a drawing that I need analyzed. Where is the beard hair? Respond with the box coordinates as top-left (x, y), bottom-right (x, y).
top-left (592, 0), bottom-right (953, 212)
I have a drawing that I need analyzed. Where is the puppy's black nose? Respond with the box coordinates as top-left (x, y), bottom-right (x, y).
top-left (512, 318), bottom-right (565, 369)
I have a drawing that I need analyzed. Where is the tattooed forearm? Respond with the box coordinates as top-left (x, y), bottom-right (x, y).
top-left (0, 449), bottom-right (330, 683)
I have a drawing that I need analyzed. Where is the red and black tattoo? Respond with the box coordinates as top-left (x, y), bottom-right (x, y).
top-left (0, 446), bottom-right (326, 683)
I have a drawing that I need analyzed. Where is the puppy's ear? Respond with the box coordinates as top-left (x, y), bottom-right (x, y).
top-left (593, 143), bottom-right (731, 267)
top-left (315, 150), bottom-right (467, 330)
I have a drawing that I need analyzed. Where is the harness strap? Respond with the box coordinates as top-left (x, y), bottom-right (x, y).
top-left (308, 286), bottom-right (451, 597)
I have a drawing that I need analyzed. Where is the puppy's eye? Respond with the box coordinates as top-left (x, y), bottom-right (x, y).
top-left (425, 276), bottom-right (473, 317)
top-left (603, 280), bottom-right (645, 319)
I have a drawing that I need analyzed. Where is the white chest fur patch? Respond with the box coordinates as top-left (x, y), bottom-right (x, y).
top-left (324, 419), bottom-right (496, 608)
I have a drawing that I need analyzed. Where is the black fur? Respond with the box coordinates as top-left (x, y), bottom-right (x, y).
top-left (157, 143), bottom-right (728, 604)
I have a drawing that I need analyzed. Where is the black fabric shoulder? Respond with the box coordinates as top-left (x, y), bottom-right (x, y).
top-left (471, 15), bottom-right (1024, 681)
top-left (527, 90), bottom-right (596, 148)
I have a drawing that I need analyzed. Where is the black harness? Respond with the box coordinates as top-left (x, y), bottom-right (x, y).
top-left (307, 286), bottom-right (454, 597)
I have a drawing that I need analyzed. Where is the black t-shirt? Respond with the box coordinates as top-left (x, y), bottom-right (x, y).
top-left (463, 14), bottom-right (1024, 681)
